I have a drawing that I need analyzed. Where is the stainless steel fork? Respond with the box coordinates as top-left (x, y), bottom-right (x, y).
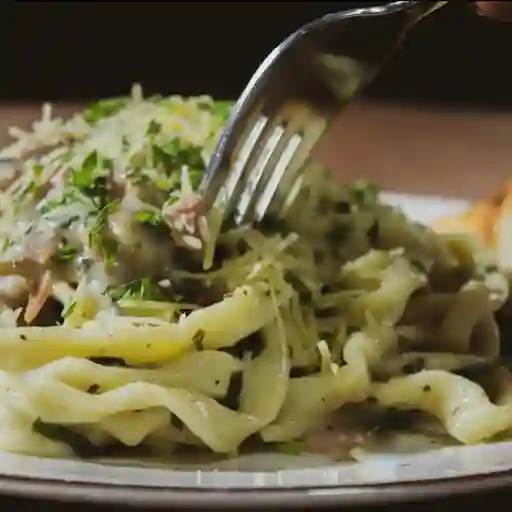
top-left (200, 0), bottom-right (446, 226)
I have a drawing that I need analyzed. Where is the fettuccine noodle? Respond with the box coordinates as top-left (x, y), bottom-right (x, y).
top-left (0, 85), bottom-right (510, 459)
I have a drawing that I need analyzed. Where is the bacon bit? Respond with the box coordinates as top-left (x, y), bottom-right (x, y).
top-left (163, 194), bottom-right (205, 249)
top-left (24, 270), bottom-right (53, 324)
top-left (163, 194), bottom-right (203, 223)
top-left (109, 175), bottom-right (127, 200)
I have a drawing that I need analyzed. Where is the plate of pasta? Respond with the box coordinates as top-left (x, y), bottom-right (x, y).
top-left (0, 86), bottom-right (511, 507)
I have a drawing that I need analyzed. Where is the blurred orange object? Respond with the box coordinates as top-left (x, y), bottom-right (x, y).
top-left (433, 182), bottom-right (512, 269)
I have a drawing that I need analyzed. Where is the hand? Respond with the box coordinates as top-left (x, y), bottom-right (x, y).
top-left (475, 1), bottom-right (512, 22)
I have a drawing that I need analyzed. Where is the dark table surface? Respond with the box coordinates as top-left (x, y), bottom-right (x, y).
top-left (0, 487), bottom-right (512, 510)
top-left (3, 1), bottom-right (512, 111)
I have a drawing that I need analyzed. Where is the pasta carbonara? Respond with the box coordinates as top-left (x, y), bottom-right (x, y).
top-left (0, 85), bottom-right (511, 460)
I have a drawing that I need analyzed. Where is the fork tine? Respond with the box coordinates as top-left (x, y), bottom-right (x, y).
top-left (234, 124), bottom-right (288, 225)
top-left (254, 118), bottom-right (326, 222)
top-left (235, 104), bottom-right (328, 224)
top-left (251, 131), bottom-right (302, 223)
top-left (215, 114), bottom-right (269, 216)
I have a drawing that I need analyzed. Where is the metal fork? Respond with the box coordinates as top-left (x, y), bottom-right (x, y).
top-left (200, 0), bottom-right (446, 226)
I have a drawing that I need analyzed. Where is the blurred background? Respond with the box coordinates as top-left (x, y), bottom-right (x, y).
top-left (1, 1), bottom-right (512, 198)
top-left (2, 1), bottom-right (512, 108)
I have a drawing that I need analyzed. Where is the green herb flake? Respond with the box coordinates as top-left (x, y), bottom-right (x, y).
top-left (193, 329), bottom-right (206, 351)
top-left (59, 215), bottom-right (81, 230)
top-left (83, 97), bottom-right (127, 124)
top-left (352, 180), bottom-right (379, 205)
top-left (146, 120), bottom-right (162, 137)
top-left (18, 179), bottom-right (38, 200)
top-left (72, 153), bottom-right (113, 210)
top-left (187, 168), bottom-right (203, 190)
top-left (39, 189), bottom-right (81, 216)
top-left (333, 201), bottom-right (351, 214)
top-left (133, 210), bottom-right (166, 228)
top-left (276, 441), bottom-right (304, 456)
top-left (82, 150), bottom-right (100, 173)
top-left (88, 357), bottom-right (128, 367)
top-left (154, 175), bottom-right (179, 192)
top-left (411, 260), bottom-right (428, 275)
top-left (326, 224), bottom-right (350, 246)
top-left (54, 243), bottom-right (78, 262)
top-left (108, 278), bottom-right (167, 302)
top-left (152, 144), bottom-right (175, 169)
top-left (171, 414), bottom-right (185, 430)
top-left (212, 100), bottom-right (232, 121)
top-left (32, 164), bottom-right (44, 178)
top-left (88, 200), bottom-right (120, 265)
top-left (284, 272), bottom-right (313, 305)
top-left (98, 236), bottom-right (119, 267)
top-left (32, 419), bottom-right (95, 457)
top-left (367, 220), bottom-right (380, 245)
top-left (402, 358), bottom-right (425, 375)
top-left (152, 140), bottom-right (204, 171)
top-left (258, 215), bottom-right (288, 234)
top-left (346, 326), bottom-right (359, 336)
top-left (39, 199), bottom-right (61, 215)
top-left (61, 301), bottom-right (77, 320)
top-left (1, 237), bottom-right (11, 252)
top-left (126, 166), bottom-right (151, 186)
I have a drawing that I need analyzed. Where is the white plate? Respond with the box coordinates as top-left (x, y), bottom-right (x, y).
top-left (3, 192), bottom-right (510, 509)
top-left (380, 191), bottom-right (469, 224)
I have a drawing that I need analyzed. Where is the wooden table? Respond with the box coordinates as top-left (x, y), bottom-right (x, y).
top-left (0, 100), bottom-right (511, 510)
top-left (2, 100), bottom-right (512, 200)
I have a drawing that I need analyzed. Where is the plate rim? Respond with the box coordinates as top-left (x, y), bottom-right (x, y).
top-left (1, 469), bottom-right (512, 508)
